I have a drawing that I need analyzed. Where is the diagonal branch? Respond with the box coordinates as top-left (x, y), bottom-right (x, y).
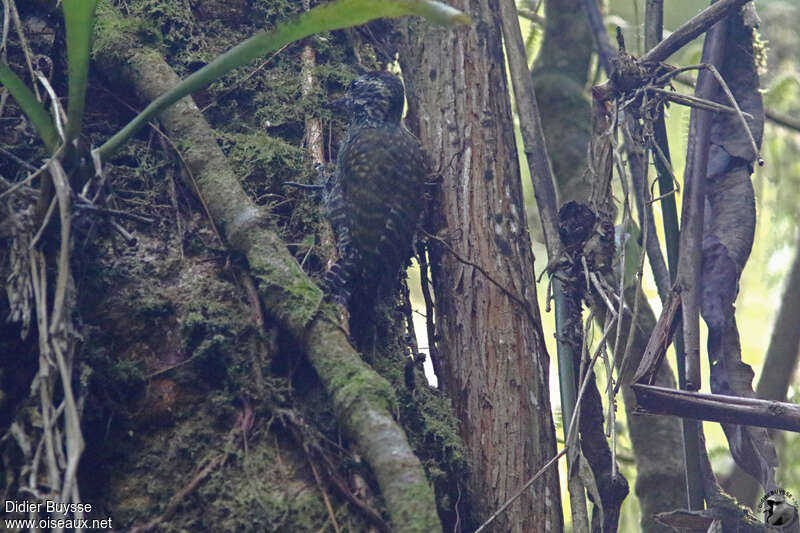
top-left (678, 12), bottom-right (727, 391)
top-left (498, 0), bottom-right (560, 259)
top-left (642, 0), bottom-right (752, 63)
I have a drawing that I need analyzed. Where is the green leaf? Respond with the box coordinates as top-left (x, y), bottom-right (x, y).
top-left (63, 0), bottom-right (99, 146)
top-left (301, 234), bottom-right (316, 248)
top-left (96, 0), bottom-right (470, 160)
top-left (0, 63), bottom-right (59, 152)
top-left (616, 219), bottom-right (642, 289)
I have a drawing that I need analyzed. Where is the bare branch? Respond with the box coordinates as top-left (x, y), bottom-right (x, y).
top-left (643, 0), bottom-right (753, 64)
top-left (631, 384), bottom-right (800, 433)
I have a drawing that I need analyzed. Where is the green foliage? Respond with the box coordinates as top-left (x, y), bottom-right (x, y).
top-left (0, 63), bottom-right (58, 152)
top-left (4, 0), bottom-right (469, 170)
top-left (96, 0), bottom-right (470, 159)
top-left (63, 0), bottom-right (99, 145)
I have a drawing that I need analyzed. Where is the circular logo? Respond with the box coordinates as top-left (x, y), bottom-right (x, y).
top-left (759, 489), bottom-right (799, 529)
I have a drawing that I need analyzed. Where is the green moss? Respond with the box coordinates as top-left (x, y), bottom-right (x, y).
top-left (69, 0), bottom-right (450, 528)
top-left (334, 365), bottom-right (396, 414)
top-left (118, 0), bottom-right (204, 72)
top-left (93, 0), bottom-right (161, 58)
top-left (91, 389), bottom-right (373, 532)
top-left (135, 293), bottom-right (174, 318)
top-left (221, 130), bottom-right (308, 190)
top-left (350, 293), bottom-right (470, 529)
top-left (180, 310), bottom-right (207, 349)
top-left (175, 278), bottom-right (254, 384)
top-left (83, 337), bottom-right (146, 416)
top-left (285, 277), bottom-right (324, 310)
top-left (398, 480), bottom-right (444, 532)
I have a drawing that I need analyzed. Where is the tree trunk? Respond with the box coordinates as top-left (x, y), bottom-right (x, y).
top-left (398, 4), bottom-right (563, 531)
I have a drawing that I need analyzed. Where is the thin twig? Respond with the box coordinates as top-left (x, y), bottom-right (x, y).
top-left (516, 7), bottom-right (545, 25)
top-left (0, 144), bottom-right (38, 171)
top-left (566, 315), bottom-right (619, 447)
top-left (35, 73), bottom-right (66, 142)
top-left (642, 0), bottom-right (753, 64)
top-left (473, 448), bottom-right (567, 533)
top-left (94, 85), bottom-right (225, 244)
top-left (674, 72), bottom-right (800, 133)
top-left (422, 229), bottom-right (536, 324)
top-left (128, 453), bottom-right (227, 533)
top-left (650, 140), bottom-right (679, 193)
top-left (581, 0), bottom-right (615, 74)
top-left (0, 144), bottom-right (65, 200)
top-left (110, 220), bottom-right (137, 246)
top-left (498, 0), bottom-right (560, 259)
top-left (198, 45), bottom-right (290, 114)
top-left (307, 456), bottom-right (342, 533)
top-left (29, 196), bottom-right (56, 248)
top-left (74, 201), bottom-right (155, 224)
top-left (589, 271), bottom-right (618, 318)
top-left (647, 87), bottom-right (753, 118)
top-left (47, 159), bottom-right (72, 329)
top-left (663, 64), bottom-right (762, 165)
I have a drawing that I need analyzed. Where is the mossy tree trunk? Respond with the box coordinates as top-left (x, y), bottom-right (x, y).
top-left (0, 2), bottom-right (466, 532)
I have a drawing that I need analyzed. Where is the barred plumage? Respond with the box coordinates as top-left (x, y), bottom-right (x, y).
top-left (324, 71), bottom-right (426, 309)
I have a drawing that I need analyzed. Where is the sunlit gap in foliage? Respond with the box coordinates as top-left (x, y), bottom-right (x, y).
top-left (407, 258), bottom-right (438, 387)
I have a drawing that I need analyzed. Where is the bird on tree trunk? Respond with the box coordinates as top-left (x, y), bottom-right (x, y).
top-left (324, 71), bottom-right (427, 318)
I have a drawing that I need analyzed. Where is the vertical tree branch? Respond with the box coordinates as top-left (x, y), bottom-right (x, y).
top-left (498, 0), bottom-right (560, 259)
top-left (679, 12), bottom-right (727, 391)
top-left (644, 0), bottom-right (704, 512)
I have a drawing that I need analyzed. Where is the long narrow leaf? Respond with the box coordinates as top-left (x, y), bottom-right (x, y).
top-left (63, 0), bottom-right (99, 146)
top-left (0, 63), bottom-right (59, 152)
top-left (96, 0), bottom-right (470, 160)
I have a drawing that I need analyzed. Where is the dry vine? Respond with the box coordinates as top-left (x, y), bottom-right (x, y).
top-left (1, 1), bottom-right (87, 526)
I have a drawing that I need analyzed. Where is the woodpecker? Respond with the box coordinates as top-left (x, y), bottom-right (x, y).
top-left (324, 71), bottom-right (426, 311)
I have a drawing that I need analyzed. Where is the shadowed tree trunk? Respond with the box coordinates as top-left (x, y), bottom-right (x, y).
top-left (398, 3), bottom-right (563, 531)
top-left (531, 0), bottom-right (593, 207)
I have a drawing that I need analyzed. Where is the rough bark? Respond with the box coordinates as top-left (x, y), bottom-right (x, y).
top-left (398, 4), bottom-right (562, 531)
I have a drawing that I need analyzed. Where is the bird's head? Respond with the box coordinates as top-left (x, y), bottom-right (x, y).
top-left (345, 71), bottom-right (405, 126)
